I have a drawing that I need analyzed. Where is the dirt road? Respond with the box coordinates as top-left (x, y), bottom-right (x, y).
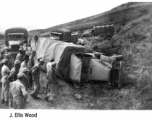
top-left (1, 78), bottom-right (120, 109)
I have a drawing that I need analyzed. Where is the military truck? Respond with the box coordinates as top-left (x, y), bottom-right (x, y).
top-left (5, 27), bottom-right (28, 58)
top-left (91, 25), bottom-right (115, 39)
top-left (51, 29), bottom-right (72, 42)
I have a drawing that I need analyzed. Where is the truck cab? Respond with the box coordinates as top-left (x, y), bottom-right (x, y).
top-left (50, 29), bottom-right (72, 42)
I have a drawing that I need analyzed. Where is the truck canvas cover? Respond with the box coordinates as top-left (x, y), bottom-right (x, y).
top-left (35, 37), bottom-right (85, 80)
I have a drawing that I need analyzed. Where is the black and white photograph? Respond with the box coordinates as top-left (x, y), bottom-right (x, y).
top-left (0, 0), bottom-right (152, 119)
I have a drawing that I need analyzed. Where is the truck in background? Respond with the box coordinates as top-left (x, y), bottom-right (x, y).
top-left (50, 29), bottom-right (72, 42)
top-left (5, 27), bottom-right (28, 57)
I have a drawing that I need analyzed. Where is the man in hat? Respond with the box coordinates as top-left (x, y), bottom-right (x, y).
top-left (0, 48), bottom-right (5, 61)
top-left (34, 35), bottom-right (38, 46)
top-left (3, 52), bottom-right (14, 69)
top-left (30, 58), bottom-right (46, 99)
top-left (19, 55), bottom-right (29, 72)
top-left (28, 51), bottom-right (36, 88)
top-left (0, 47), bottom-right (10, 59)
top-left (1, 58), bottom-right (10, 106)
top-left (3, 46), bottom-right (10, 54)
top-left (16, 47), bottom-right (25, 62)
top-left (44, 59), bottom-right (58, 102)
top-left (1, 59), bottom-right (10, 78)
top-left (9, 72), bottom-right (27, 109)
top-left (20, 68), bottom-right (30, 90)
top-left (0, 49), bottom-right (5, 79)
top-left (8, 60), bottom-right (21, 82)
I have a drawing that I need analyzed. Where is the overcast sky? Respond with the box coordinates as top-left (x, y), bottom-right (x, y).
top-left (0, 0), bottom-right (134, 32)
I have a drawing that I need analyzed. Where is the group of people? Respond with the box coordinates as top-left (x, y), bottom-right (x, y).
top-left (0, 42), bottom-right (58, 109)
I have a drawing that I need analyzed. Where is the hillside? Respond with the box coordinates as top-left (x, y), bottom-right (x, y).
top-left (29, 2), bottom-right (152, 36)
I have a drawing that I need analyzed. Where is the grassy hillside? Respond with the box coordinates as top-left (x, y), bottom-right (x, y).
top-left (29, 2), bottom-right (152, 36)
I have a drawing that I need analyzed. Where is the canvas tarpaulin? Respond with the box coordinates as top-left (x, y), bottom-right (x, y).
top-left (70, 54), bottom-right (82, 82)
top-left (35, 37), bottom-right (85, 80)
top-left (70, 53), bottom-right (92, 83)
top-left (35, 37), bottom-right (63, 63)
top-left (57, 46), bottom-right (85, 80)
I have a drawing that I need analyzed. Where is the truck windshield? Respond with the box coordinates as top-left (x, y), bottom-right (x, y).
top-left (7, 33), bottom-right (24, 41)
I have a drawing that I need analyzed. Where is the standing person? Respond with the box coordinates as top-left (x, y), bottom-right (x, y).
top-left (0, 49), bottom-right (5, 61)
top-left (20, 68), bottom-right (30, 90)
top-left (3, 52), bottom-right (14, 69)
top-left (0, 49), bottom-right (5, 79)
top-left (16, 47), bottom-right (25, 62)
top-left (28, 51), bottom-right (36, 88)
top-left (34, 35), bottom-right (38, 46)
top-left (9, 72), bottom-right (27, 109)
top-left (19, 55), bottom-right (29, 72)
top-left (30, 58), bottom-right (45, 99)
top-left (1, 59), bottom-right (10, 106)
top-left (8, 60), bottom-right (21, 82)
top-left (44, 59), bottom-right (59, 104)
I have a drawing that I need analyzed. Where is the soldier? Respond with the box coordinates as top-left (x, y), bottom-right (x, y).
top-left (9, 72), bottom-right (27, 109)
top-left (3, 52), bottom-right (14, 69)
top-left (34, 35), bottom-right (38, 46)
top-left (16, 47), bottom-right (25, 62)
top-left (28, 51), bottom-right (36, 88)
top-left (0, 48), bottom-right (5, 61)
top-left (8, 60), bottom-right (21, 82)
top-left (3, 46), bottom-right (10, 54)
top-left (1, 58), bottom-right (10, 106)
top-left (20, 68), bottom-right (30, 90)
top-left (0, 49), bottom-right (5, 79)
top-left (30, 58), bottom-right (46, 99)
top-left (19, 55), bottom-right (29, 72)
top-left (44, 59), bottom-right (59, 103)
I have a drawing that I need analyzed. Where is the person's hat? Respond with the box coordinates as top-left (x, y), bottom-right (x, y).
top-left (17, 72), bottom-right (25, 79)
top-left (1, 58), bottom-right (8, 64)
top-left (20, 68), bottom-right (30, 73)
top-left (39, 58), bottom-right (44, 63)
top-left (0, 49), bottom-right (5, 54)
top-left (4, 46), bottom-right (10, 50)
top-left (3, 53), bottom-right (10, 59)
top-left (14, 60), bottom-right (21, 66)
top-left (37, 57), bottom-right (42, 62)
top-left (39, 58), bottom-right (44, 65)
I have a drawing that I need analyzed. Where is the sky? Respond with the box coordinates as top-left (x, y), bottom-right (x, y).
top-left (0, 0), bottom-right (136, 32)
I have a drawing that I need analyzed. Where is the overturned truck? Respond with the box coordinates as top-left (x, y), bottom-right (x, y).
top-left (35, 37), bottom-right (123, 89)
